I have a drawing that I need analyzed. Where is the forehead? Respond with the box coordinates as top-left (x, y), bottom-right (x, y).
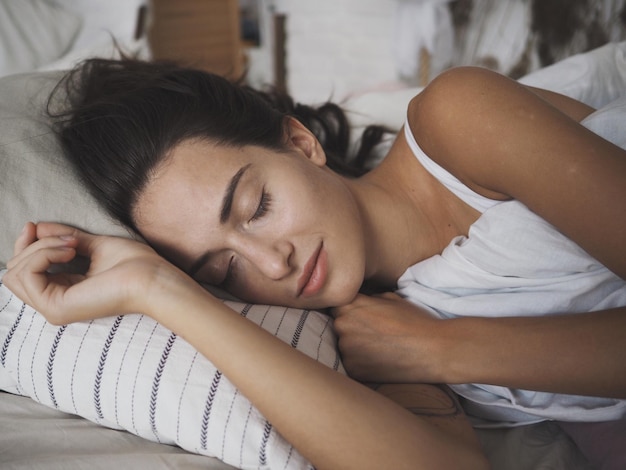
top-left (158, 138), bottom-right (248, 184)
top-left (134, 140), bottom-right (245, 255)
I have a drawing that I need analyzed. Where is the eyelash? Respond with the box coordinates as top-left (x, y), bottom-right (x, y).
top-left (250, 189), bottom-right (272, 222)
top-left (223, 255), bottom-right (235, 286)
top-left (223, 189), bottom-right (272, 285)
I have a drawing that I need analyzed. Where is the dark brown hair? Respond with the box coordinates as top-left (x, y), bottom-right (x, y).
top-left (50, 58), bottom-right (391, 232)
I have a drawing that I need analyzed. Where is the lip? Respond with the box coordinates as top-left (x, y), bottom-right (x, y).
top-left (297, 243), bottom-right (327, 298)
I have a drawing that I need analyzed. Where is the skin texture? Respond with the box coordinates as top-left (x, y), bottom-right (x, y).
top-left (5, 66), bottom-right (626, 468)
top-left (332, 67), bottom-right (626, 397)
top-left (5, 221), bottom-right (487, 470)
top-left (135, 120), bottom-right (368, 310)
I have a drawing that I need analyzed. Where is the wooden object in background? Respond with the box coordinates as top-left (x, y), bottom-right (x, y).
top-left (272, 13), bottom-right (286, 93)
top-left (149, 0), bottom-right (244, 79)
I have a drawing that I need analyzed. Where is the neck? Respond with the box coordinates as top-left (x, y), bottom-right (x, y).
top-left (346, 174), bottom-right (440, 290)
top-left (345, 134), bottom-right (479, 290)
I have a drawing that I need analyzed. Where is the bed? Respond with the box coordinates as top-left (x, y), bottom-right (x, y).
top-left (1, 3), bottom-right (625, 469)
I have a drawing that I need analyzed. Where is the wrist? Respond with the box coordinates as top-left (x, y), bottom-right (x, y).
top-left (439, 316), bottom-right (517, 386)
top-left (401, 317), bottom-right (464, 385)
top-left (434, 317), bottom-right (484, 385)
top-left (133, 261), bottom-right (215, 325)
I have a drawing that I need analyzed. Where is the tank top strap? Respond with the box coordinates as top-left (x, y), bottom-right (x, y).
top-left (403, 119), bottom-right (500, 213)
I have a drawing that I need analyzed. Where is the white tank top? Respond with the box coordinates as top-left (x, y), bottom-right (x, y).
top-left (403, 120), bottom-right (500, 213)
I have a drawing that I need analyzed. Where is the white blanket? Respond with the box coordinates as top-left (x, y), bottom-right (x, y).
top-left (396, 93), bottom-right (626, 426)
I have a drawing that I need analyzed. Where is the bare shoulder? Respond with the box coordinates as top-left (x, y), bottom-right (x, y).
top-left (407, 66), bottom-right (513, 125)
top-left (406, 67), bottom-right (518, 200)
top-left (407, 66), bottom-right (626, 279)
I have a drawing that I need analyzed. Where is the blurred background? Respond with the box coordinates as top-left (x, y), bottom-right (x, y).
top-left (2, 0), bottom-right (626, 104)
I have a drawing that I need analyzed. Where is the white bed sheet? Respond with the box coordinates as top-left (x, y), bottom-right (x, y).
top-left (1, 390), bottom-right (591, 470)
top-left (0, 0), bottom-right (150, 78)
top-left (0, 391), bottom-right (235, 470)
top-left (39, 0), bottom-right (150, 73)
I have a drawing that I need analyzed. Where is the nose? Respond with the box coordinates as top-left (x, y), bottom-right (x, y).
top-left (236, 236), bottom-right (294, 280)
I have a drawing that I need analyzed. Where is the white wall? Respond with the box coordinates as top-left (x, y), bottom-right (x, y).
top-left (247, 0), bottom-right (399, 104)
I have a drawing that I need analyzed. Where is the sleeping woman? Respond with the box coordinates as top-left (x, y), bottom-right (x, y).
top-left (4, 58), bottom-right (626, 469)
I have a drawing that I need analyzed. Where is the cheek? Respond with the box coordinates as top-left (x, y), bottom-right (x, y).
top-left (329, 255), bottom-right (366, 305)
top-left (293, 183), bottom-right (356, 240)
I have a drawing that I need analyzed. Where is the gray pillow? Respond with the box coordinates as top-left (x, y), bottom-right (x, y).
top-left (0, 71), bottom-right (132, 268)
top-left (0, 0), bottom-right (83, 76)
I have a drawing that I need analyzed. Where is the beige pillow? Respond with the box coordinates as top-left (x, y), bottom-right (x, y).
top-left (0, 1), bottom-right (82, 76)
top-left (0, 71), bottom-right (132, 268)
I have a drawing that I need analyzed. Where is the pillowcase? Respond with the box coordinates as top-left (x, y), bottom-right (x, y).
top-left (0, 71), bottom-right (133, 268)
top-left (0, 271), bottom-right (342, 469)
top-left (0, 0), bottom-right (83, 76)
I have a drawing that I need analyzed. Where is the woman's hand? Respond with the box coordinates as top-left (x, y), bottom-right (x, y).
top-left (330, 292), bottom-right (445, 384)
top-left (4, 222), bottom-right (186, 325)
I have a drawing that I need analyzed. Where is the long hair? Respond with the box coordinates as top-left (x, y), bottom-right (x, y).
top-left (49, 58), bottom-right (392, 232)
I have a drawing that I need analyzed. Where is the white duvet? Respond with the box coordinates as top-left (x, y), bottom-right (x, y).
top-left (396, 51), bottom-right (626, 425)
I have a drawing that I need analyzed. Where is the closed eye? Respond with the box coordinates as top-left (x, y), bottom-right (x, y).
top-left (250, 189), bottom-right (272, 222)
top-left (222, 189), bottom-right (271, 287)
top-left (219, 188), bottom-right (272, 288)
top-left (222, 254), bottom-right (235, 287)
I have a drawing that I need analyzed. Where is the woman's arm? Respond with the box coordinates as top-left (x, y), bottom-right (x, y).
top-left (337, 67), bottom-right (626, 398)
top-left (332, 294), bottom-right (626, 398)
top-left (161, 279), bottom-right (486, 470)
top-left (409, 66), bottom-right (626, 279)
top-left (4, 222), bottom-right (488, 470)
top-left (523, 85), bottom-right (595, 122)
top-left (440, 307), bottom-right (626, 397)
top-left (414, 69), bottom-right (626, 392)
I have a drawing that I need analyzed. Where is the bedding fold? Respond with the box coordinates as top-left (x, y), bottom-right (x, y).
top-left (397, 91), bottom-right (626, 426)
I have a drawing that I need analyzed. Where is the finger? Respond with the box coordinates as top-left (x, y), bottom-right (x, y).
top-left (70, 230), bottom-right (106, 259)
top-left (330, 293), bottom-right (372, 316)
top-left (36, 222), bottom-right (84, 239)
top-left (13, 222), bottom-right (37, 256)
top-left (329, 303), bottom-right (352, 318)
top-left (4, 245), bottom-right (77, 306)
top-left (12, 244), bottom-right (77, 276)
top-left (7, 236), bottom-right (78, 270)
top-left (37, 223), bottom-right (103, 259)
top-left (374, 291), bottom-right (402, 301)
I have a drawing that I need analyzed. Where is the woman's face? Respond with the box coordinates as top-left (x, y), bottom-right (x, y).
top-left (134, 122), bottom-right (367, 309)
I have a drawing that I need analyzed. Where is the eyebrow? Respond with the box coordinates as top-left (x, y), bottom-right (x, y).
top-left (220, 163), bottom-right (252, 224)
top-left (187, 163), bottom-right (252, 278)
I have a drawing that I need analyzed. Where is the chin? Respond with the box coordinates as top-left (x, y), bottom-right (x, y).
top-left (289, 290), bottom-right (352, 311)
top-left (321, 282), bottom-right (362, 308)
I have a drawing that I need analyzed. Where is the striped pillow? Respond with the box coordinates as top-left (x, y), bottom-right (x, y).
top-left (0, 270), bottom-right (343, 469)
